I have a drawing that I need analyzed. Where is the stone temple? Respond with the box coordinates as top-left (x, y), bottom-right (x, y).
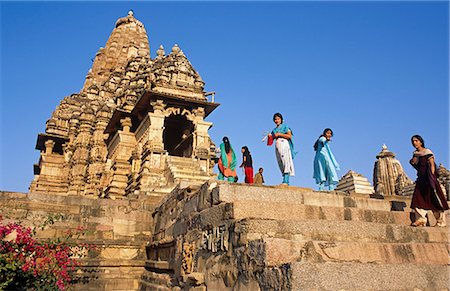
top-left (1, 12), bottom-right (449, 291)
top-left (30, 11), bottom-right (217, 199)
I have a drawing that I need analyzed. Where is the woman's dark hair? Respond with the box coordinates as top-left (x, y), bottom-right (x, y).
top-left (411, 135), bottom-right (425, 148)
top-left (313, 128), bottom-right (333, 151)
top-left (273, 113), bottom-right (283, 123)
top-left (223, 136), bottom-right (231, 153)
top-left (242, 146), bottom-right (251, 161)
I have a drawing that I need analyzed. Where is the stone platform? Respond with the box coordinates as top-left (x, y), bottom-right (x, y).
top-left (141, 182), bottom-right (449, 291)
top-left (0, 190), bottom-right (166, 291)
top-left (2, 182), bottom-right (448, 290)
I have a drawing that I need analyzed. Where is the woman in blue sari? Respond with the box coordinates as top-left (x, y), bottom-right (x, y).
top-left (313, 128), bottom-right (340, 190)
top-left (267, 113), bottom-right (296, 185)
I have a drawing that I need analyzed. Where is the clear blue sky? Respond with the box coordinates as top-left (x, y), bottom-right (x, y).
top-left (1, 1), bottom-right (448, 192)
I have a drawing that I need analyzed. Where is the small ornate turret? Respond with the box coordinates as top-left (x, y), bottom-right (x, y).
top-left (156, 45), bottom-right (165, 60)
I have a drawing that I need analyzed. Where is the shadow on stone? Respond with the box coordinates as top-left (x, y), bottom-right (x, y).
top-left (390, 201), bottom-right (406, 211)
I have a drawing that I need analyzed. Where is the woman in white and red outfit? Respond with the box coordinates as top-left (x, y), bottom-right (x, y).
top-left (267, 113), bottom-right (296, 186)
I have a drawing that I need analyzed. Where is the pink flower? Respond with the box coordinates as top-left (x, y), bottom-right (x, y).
top-left (56, 279), bottom-right (65, 290)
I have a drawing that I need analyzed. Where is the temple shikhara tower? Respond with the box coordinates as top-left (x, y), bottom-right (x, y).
top-left (30, 11), bottom-right (218, 198)
top-left (1, 11), bottom-right (448, 291)
top-left (372, 144), bottom-right (414, 196)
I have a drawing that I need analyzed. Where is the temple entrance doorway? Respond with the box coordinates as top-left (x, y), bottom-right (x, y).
top-left (163, 115), bottom-right (194, 157)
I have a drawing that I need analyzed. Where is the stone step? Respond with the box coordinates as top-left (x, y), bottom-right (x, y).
top-left (167, 157), bottom-right (210, 185)
top-left (73, 261), bottom-right (145, 291)
top-left (169, 165), bottom-right (204, 172)
top-left (232, 200), bottom-right (412, 225)
top-left (168, 161), bottom-right (202, 167)
top-left (290, 262), bottom-right (449, 290)
top-left (262, 238), bottom-right (449, 266)
top-left (242, 219), bottom-right (449, 244)
top-left (169, 167), bottom-right (207, 176)
top-left (139, 270), bottom-right (173, 291)
top-left (216, 183), bottom-right (409, 212)
top-left (172, 174), bottom-right (210, 182)
top-left (167, 156), bottom-right (196, 162)
top-left (80, 259), bottom-right (146, 267)
top-left (168, 161), bottom-right (205, 169)
top-left (167, 157), bottom-right (202, 166)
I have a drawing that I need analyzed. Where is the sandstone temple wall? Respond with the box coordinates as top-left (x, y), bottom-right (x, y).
top-left (0, 190), bottom-right (161, 290)
top-left (140, 182), bottom-right (449, 290)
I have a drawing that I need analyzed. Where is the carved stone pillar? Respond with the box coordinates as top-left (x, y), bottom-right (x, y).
top-left (104, 117), bottom-right (136, 198)
top-left (126, 148), bottom-right (142, 195)
top-left (68, 111), bottom-right (94, 195)
top-left (85, 108), bottom-right (110, 197)
top-left (133, 100), bottom-right (169, 193)
top-left (188, 107), bottom-right (210, 173)
top-left (44, 140), bottom-right (55, 154)
top-left (193, 125), bottom-right (213, 175)
top-left (146, 100), bottom-right (166, 151)
top-left (30, 137), bottom-right (67, 195)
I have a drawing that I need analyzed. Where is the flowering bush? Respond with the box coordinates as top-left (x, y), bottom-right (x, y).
top-left (0, 215), bottom-right (91, 290)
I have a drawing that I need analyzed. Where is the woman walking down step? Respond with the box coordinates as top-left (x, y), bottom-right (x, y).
top-left (266, 113), bottom-right (296, 186)
top-left (217, 136), bottom-right (238, 182)
top-left (409, 135), bottom-right (449, 227)
top-left (313, 128), bottom-right (340, 191)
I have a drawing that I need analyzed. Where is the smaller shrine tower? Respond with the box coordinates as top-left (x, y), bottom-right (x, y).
top-left (373, 144), bottom-right (413, 196)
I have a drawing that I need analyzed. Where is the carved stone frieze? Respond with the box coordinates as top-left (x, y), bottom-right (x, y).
top-left (181, 242), bottom-right (195, 275)
top-left (201, 225), bottom-right (229, 253)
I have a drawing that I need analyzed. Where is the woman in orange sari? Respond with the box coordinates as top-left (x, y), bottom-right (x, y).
top-left (218, 137), bottom-right (237, 182)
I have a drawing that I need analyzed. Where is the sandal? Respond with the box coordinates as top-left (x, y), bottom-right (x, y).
top-left (411, 220), bottom-right (426, 227)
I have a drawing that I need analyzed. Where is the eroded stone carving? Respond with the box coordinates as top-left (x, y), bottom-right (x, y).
top-left (373, 144), bottom-right (413, 196)
top-left (181, 242), bottom-right (195, 275)
top-left (201, 225), bottom-right (229, 253)
top-left (437, 164), bottom-right (449, 199)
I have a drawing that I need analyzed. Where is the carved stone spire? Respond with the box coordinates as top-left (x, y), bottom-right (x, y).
top-left (83, 11), bottom-right (150, 91)
top-left (31, 12), bottom-right (150, 196)
top-left (373, 144), bottom-right (413, 196)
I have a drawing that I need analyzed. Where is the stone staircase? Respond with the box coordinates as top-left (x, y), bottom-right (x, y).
top-left (142, 182), bottom-right (450, 290)
top-left (224, 184), bottom-right (449, 290)
top-left (0, 191), bottom-right (159, 291)
top-left (166, 156), bottom-right (211, 186)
